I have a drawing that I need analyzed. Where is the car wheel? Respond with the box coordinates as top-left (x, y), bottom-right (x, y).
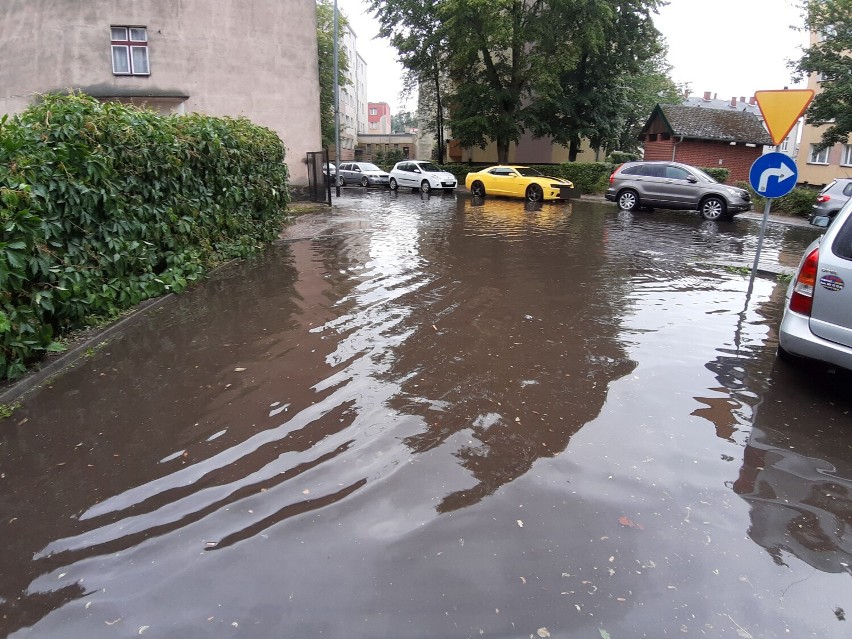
top-left (389, 178), bottom-right (398, 191)
top-left (700, 196), bottom-right (726, 221)
top-left (361, 176), bottom-right (370, 187)
top-left (617, 189), bottom-right (639, 211)
top-left (420, 180), bottom-right (431, 194)
top-left (526, 184), bottom-right (543, 202)
top-left (471, 181), bottom-right (486, 198)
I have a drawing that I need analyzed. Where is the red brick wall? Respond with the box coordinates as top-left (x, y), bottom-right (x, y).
top-left (643, 140), bottom-right (764, 183)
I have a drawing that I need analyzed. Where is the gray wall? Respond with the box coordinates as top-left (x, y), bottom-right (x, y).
top-left (0, 0), bottom-right (321, 185)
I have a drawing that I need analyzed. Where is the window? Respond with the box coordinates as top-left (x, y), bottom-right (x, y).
top-left (369, 108), bottom-right (378, 115)
top-left (111, 26), bottom-right (149, 75)
top-left (843, 145), bottom-right (852, 166)
top-left (809, 144), bottom-right (830, 164)
top-left (666, 166), bottom-right (691, 180)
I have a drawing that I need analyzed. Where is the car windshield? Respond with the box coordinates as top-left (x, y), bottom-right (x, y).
top-left (691, 167), bottom-right (718, 184)
top-left (359, 163), bottom-right (381, 172)
top-left (418, 163), bottom-right (441, 172)
top-left (515, 167), bottom-right (544, 177)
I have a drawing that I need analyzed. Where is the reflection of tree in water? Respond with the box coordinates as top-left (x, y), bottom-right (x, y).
top-left (385, 200), bottom-right (636, 512)
top-left (693, 274), bottom-right (852, 575)
top-left (733, 425), bottom-right (852, 575)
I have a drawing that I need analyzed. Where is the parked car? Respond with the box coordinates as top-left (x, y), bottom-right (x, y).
top-left (777, 197), bottom-right (852, 370)
top-left (811, 178), bottom-right (852, 222)
top-left (337, 162), bottom-right (390, 187)
top-left (464, 165), bottom-right (576, 202)
top-left (389, 161), bottom-right (457, 193)
top-left (605, 160), bottom-right (752, 221)
top-left (322, 162), bottom-right (336, 177)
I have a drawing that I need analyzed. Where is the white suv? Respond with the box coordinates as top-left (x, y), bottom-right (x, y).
top-left (389, 161), bottom-right (457, 194)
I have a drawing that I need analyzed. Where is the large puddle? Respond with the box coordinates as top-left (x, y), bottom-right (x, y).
top-left (2, 191), bottom-right (850, 638)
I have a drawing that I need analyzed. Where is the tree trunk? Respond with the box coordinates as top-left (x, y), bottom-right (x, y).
top-left (497, 138), bottom-right (510, 164)
top-left (434, 68), bottom-right (444, 164)
top-left (568, 139), bottom-right (580, 162)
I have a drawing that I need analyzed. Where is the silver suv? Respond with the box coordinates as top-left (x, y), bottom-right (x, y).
top-left (605, 161), bottom-right (752, 221)
top-left (778, 197), bottom-right (852, 370)
top-left (812, 178), bottom-right (852, 222)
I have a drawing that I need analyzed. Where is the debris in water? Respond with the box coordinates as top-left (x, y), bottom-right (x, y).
top-left (537, 628), bottom-right (551, 637)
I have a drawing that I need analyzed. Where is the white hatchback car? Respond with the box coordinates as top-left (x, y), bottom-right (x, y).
top-left (389, 161), bottom-right (457, 194)
top-left (778, 197), bottom-right (852, 370)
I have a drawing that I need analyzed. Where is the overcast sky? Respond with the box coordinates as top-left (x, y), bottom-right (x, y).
top-left (334, 0), bottom-right (810, 112)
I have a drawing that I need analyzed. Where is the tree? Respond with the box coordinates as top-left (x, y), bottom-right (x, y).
top-left (370, 0), bottom-right (668, 164)
top-left (367, 0), bottom-right (449, 161)
top-left (612, 50), bottom-right (682, 154)
top-left (392, 110), bottom-right (417, 133)
top-left (316, 0), bottom-right (350, 147)
top-left (527, 0), bottom-right (665, 160)
top-left (793, 0), bottom-right (852, 149)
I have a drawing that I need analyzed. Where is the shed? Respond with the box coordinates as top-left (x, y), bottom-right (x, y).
top-left (640, 104), bottom-right (772, 183)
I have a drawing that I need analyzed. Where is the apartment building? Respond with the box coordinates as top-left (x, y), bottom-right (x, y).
top-left (797, 32), bottom-right (852, 186)
top-left (0, 0), bottom-right (321, 185)
top-left (335, 23), bottom-right (369, 162)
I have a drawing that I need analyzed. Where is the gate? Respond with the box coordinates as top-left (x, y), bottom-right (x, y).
top-left (305, 149), bottom-right (332, 205)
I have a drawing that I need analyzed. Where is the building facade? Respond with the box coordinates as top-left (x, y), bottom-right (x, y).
top-left (336, 22), bottom-right (369, 162)
top-left (368, 102), bottom-right (392, 134)
top-left (796, 32), bottom-right (852, 187)
top-left (0, 0), bottom-right (321, 185)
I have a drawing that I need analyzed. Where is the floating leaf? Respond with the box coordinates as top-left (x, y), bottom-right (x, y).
top-left (599, 630), bottom-right (612, 639)
top-left (537, 628), bottom-right (551, 638)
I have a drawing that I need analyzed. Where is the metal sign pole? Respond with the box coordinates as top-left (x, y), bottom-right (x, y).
top-left (747, 198), bottom-right (773, 298)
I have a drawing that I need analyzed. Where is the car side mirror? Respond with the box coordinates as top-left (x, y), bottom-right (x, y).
top-left (414, 168), bottom-right (421, 173)
top-left (810, 215), bottom-right (831, 228)
top-left (687, 175), bottom-right (698, 183)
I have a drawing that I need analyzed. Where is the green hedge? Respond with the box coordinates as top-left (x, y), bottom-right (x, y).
top-left (0, 93), bottom-right (290, 380)
top-left (735, 181), bottom-right (818, 217)
top-left (700, 167), bottom-right (730, 183)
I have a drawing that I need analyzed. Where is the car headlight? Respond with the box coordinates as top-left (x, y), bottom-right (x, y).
top-left (725, 188), bottom-right (744, 197)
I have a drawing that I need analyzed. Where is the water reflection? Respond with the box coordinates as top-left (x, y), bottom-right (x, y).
top-left (0, 193), bottom-right (843, 637)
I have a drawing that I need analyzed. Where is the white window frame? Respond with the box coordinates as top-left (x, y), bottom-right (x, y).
top-left (842, 144), bottom-right (852, 167)
top-left (111, 26), bottom-right (150, 76)
top-left (809, 144), bottom-right (830, 164)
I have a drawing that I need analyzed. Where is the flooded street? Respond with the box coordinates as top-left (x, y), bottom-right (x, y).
top-left (2, 190), bottom-right (851, 638)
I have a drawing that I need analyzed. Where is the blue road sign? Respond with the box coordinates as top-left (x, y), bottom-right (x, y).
top-left (749, 152), bottom-right (798, 199)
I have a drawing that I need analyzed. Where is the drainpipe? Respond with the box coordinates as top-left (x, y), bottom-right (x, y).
top-left (671, 136), bottom-right (683, 161)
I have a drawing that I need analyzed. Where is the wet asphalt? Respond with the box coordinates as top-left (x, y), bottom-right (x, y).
top-left (1, 190), bottom-right (850, 639)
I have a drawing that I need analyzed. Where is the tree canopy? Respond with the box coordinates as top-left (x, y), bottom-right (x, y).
top-left (368, 0), bottom-right (669, 163)
top-left (317, 0), bottom-right (350, 147)
top-left (793, 0), bottom-right (852, 149)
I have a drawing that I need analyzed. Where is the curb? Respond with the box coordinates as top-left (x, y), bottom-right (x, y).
top-left (0, 294), bottom-right (177, 406)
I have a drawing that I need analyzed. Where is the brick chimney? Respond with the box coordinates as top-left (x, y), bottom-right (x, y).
top-left (703, 91), bottom-right (711, 101)
top-left (730, 97), bottom-right (737, 107)
top-left (749, 96), bottom-right (756, 106)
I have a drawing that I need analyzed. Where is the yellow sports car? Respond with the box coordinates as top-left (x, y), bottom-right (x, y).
top-left (464, 165), bottom-right (577, 202)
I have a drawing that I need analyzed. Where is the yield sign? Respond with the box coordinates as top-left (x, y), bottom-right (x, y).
top-left (754, 89), bottom-right (815, 146)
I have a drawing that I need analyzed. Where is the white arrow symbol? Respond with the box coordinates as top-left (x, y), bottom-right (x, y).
top-left (758, 163), bottom-right (795, 192)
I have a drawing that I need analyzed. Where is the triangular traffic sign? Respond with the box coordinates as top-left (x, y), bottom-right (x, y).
top-left (754, 89), bottom-right (815, 146)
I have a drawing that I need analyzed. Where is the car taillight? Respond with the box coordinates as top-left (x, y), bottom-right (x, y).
top-left (817, 194), bottom-right (831, 203)
top-left (609, 164), bottom-right (623, 185)
top-left (789, 247), bottom-right (819, 316)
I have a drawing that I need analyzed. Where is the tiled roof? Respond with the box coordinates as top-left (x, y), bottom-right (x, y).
top-left (648, 104), bottom-right (772, 145)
